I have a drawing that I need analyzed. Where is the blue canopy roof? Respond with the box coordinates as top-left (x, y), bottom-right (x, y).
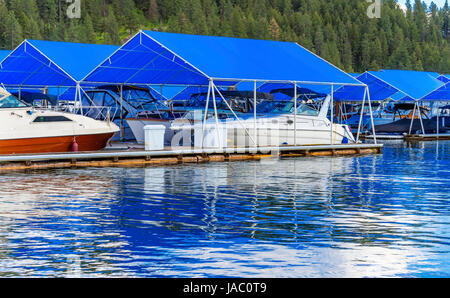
top-left (421, 82), bottom-right (450, 101)
top-left (367, 70), bottom-right (444, 101)
top-left (437, 75), bottom-right (450, 83)
top-left (0, 40), bottom-right (119, 87)
top-left (380, 69), bottom-right (441, 79)
top-left (333, 72), bottom-right (397, 101)
top-left (83, 30), bottom-right (363, 87)
top-left (0, 50), bottom-right (11, 62)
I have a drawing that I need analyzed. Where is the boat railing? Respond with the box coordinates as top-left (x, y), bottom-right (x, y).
top-left (50, 104), bottom-right (120, 122)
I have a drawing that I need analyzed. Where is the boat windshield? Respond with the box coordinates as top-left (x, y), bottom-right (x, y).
top-left (0, 93), bottom-right (28, 108)
top-left (296, 103), bottom-right (320, 116)
top-left (254, 101), bottom-right (295, 113)
top-left (253, 101), bottom-right (319, 116)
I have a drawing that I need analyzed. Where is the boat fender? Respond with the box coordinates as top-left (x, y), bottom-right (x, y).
top-left (342, 137), bottom-right (349, 144)
top-left (71, 138), bottom-right (79, 152)
top-left (27, 110), bottom-right (33, 115)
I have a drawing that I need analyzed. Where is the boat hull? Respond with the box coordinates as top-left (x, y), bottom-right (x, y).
top-left (228, 127), bottom-right (347, 147)
top-left (0, 132), bottom-right (115, 155)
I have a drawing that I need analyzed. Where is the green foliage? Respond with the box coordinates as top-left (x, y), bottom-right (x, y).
top-left (0, 0), bottom-right (448, 73)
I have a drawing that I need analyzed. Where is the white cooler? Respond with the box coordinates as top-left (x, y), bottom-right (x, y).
top-left (144, 125), bottom-right (166, 151)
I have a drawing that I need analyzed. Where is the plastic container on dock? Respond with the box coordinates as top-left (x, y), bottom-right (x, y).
top-left (144, 125), bottom-right (166, 151)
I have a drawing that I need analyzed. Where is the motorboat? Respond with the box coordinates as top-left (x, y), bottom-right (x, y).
top-left (367, 103), bottom-right (444, 138)
top-left (127, 90), bottom-right (274, 145)
top-left (78, 85), bottom-right (184, 143)
top-left (171, 94), bottom-right (356, 147)
top-left (0, 87), bottom-right (119, 155)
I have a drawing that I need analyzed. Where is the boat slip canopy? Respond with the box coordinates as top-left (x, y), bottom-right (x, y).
top-left (0, 40), bottom-right (119, 87)
top-left (421, 82), bottom-right (450, 101)
top-left (333, 72), bottom-right (399, 101)
top-left (366, 70), bottom-right (444, 101)
top-left (82, 30), bottom-right (363, 88)
top-left (333, 69), bottom-right (447, 102)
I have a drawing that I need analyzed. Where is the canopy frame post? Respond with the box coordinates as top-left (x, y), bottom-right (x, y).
top-left (418, 101), bottom-right (425, 135)
top-left (367, 86), bottom-right (377, 144)
top-left (408, 102), bottom-right (417, 135)
top-left (200, 80), bottom-right (212, 149)
top-left (294, 81), bottom-right (297, 146)
top-left (330, 84), bottom-right (334, 145)
top-left (356, 87), bottom-right (367, 143)
top-left (437, 103), bottom-right (440, 138)
top-left (120, 84), bottom-right (124, 141)
top-left (211, 80), bottom-right (222, 149)
top-left (253, 80), bottom-right (257, 148)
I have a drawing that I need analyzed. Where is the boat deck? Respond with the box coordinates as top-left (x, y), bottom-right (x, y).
top-left (0, 143), bottom-right (383, 171)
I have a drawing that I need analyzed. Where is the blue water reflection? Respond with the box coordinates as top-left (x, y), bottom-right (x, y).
top-left (0, 141), bottom-right (448, 277)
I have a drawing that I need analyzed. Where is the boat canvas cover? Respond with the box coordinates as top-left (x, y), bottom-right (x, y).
top-left (0, 40), bottom-right (119, 87)
top-left (83, 30), bottom-right (362, 87)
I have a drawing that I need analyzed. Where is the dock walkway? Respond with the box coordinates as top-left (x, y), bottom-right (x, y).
top-left (0, 143), bottom-right (383, 171)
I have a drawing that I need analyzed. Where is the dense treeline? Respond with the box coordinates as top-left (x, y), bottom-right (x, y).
top-left (0, 0), bottom-right (449, 73)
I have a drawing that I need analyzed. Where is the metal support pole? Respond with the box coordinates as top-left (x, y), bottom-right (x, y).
top-left (367, 86), bottom-right (377, 144)
top-left (418, 101), bottom-right (425, 135)
top-left (254, 80), bottom-right (257, 147)
top-left (120, 84), bottom-right (124, 141)
top-left (437, 104), bottom-right (440, 138)
top-left (211, 81), bottom-right (221, 148)
top-left (201, 81), bottom-right (212, 149)
top-left (356, 87), bottom-right (367, 143)
top-left (408, 102), bottom-right (417, 135)
top-left (294, 82), bottom-right (297, 146)
top-left (330, 84), bottom-right (334, 145)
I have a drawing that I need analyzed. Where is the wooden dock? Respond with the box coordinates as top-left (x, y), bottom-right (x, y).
top-left (0, 144), bottom-right (384, 172)
top-left (404, 133), bottom-right (450, 141)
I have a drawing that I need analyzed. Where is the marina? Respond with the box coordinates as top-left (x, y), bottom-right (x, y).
top-left (0, 8), bottom-right (448, 280)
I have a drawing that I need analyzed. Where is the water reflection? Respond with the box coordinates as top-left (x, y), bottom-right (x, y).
top-left (0, 141), bottom-right (448, 277)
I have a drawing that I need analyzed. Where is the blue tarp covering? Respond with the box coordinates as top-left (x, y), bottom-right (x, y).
top-left (437, 75), bottom-right (450, 83)
top-left (381, 69), bottom-right (441, 79)
top-left (367, 70), bottom-right (444, 100)
top-left (422, 82), bottom-right (450, 101)
top-left (0, 50), bottom-right (10, 62)
top-left (83, 30), bottom-right (363, 87)
top-left (390, 91), bottom-right (409, 101)
top-left (333, 72), bottom-right (398, 101)
top-left (0, 40), bottom-right (119, 87)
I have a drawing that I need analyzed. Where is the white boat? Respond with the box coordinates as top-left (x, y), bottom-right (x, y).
top-left (171, 95), bottom-right (356, 147)
top-left (125, 90), bottom-right (271, 145)
top-left (0, 87), bottom-right (119, 155)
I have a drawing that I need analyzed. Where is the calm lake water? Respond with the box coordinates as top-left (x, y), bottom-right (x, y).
top-left (0, 140), bottom-right (448, 278)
